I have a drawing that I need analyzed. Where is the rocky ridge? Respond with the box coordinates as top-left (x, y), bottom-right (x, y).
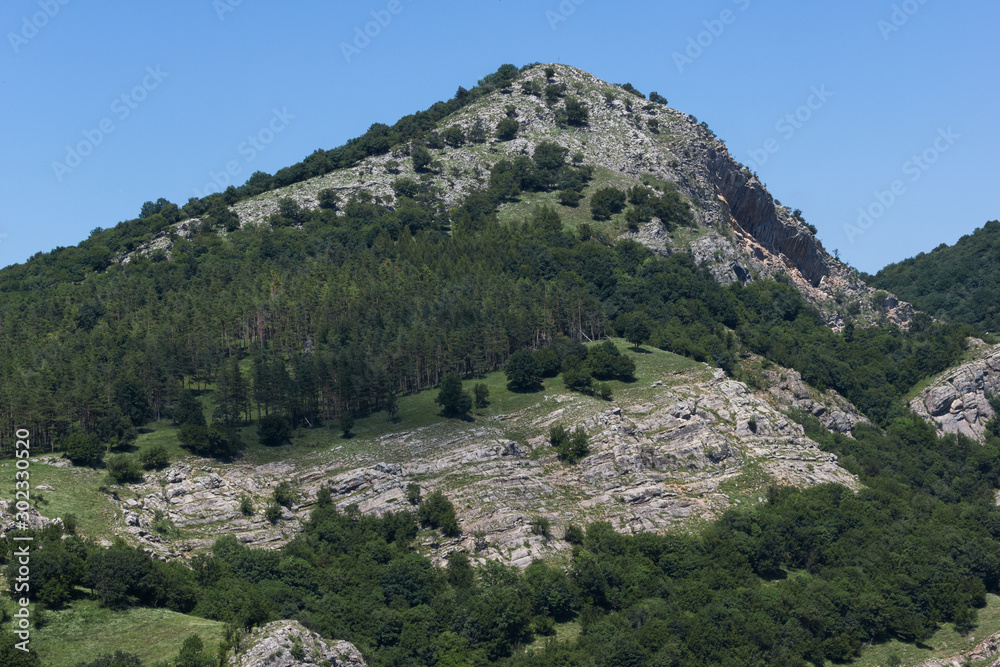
top-left (118, 63), bottom-right (910, 329)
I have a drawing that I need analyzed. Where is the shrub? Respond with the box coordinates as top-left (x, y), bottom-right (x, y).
top-left (563, 97), bottom-right (589, 126)
top-left (533, 347), bottom-right (562, 377)
top-left (442, 126), bottom-right (465, 147)
top-left (473, 383), bottom-right (490, 409)
top-left (407, 482), bottom-right (421, 505)
top-left (557, 427), bottom-right (589, 464)
top-left (179, 424), bottom-right (243, 459)
top-left (505, 350), bottom-right (543, 392)
top-left (550, 424), bottom-right (589, 463)
top-left (562, 366), bottom-right (593, 393)
top-left (318, 189), bottom-right (340, 210)
top-left (273, 482), bottom-right (295, 508)
top-left (496, 118), bottom-right (519, 141)
top-left (649, 91), bottom-right (668, 105)
top-left (564, 523), bottom-right (585, 544)
top-left (558, 189), bottom-right (582, 207)
top-left (435, 373), bottom-right (472, 418)
top-left (549, 424), bottom-right (568, 449)
top-left (594, 382), bottom-right (613, 401)
top-left (544, 83), bottom-right (566, 104)
top-left (590, 187), bottom-right (627, 220)
top-left (621, 82), bottom-right (645, 99)
top-left (544, 66), bottom-right (555, 79)
top-left (531, 516), bottom-right (551, 537)
top-left (208, 206), bottom-right (240, 232)
top-left (64, 431), bottom-right (104, 467)
top-left (239, 494), bottom-right (254, 516)
top-left (340, 413), bottom-right (354, 439)
top-left (138, 444), bottom-right (169, 470)
top-left (468, 119), bottom-right (488, 144)
top-left (418, 491), bottom-right (460, 536)
top-left (257, 414), bottom-right (291, 447)
top-left (587, 340), bottom-right (636, 381)
top-left (411, 145), bottom-right (432, 171)
top-left (521, 79), bottom-right (543, 97)
top-left (264, 502), bottom-right (281, 524)
top-left (107, 454), bottom-right (142, 484)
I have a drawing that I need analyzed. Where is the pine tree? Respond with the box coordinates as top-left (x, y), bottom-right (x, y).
top-left (435, 373), bottom-right (471, 418)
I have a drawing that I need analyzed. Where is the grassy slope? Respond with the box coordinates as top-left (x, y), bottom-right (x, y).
top-left (0, 460), bottom-right (118, 542)
top-left (32, 598), bottom-right (224, 667)
top-left (849, 593), bottom-right (1000, 666)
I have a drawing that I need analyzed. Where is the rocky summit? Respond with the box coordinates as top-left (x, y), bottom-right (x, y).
top-left (128, 64), bottom-right (910, 330)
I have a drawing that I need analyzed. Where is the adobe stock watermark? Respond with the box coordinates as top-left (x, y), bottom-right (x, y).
top-left (340, 0), bottom-right (412, 64)
top-left (878, 0), bottom-right (929, 41)
top-left (193, 107), bottom-right (295, 198)
top-left (546, 0), bottom-right (586, 31)
top-left (213, 0), bottom-right (243, 21)
top-left (7, 0), bottom-right (70, 54)
top-left (843, 126), bottom-right (958, 244)
top-left (746, 85), bottom-right (834, 170)
top-left (12, 428), bottom-right (33, 653)
top-left (51, 66), bottom-right (169, 183)
top-left (673, 0), bottom-right (751, 74)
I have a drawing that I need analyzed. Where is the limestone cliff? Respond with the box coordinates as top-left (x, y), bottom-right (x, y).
top-left (910, 340), bottom-right (1000, 441)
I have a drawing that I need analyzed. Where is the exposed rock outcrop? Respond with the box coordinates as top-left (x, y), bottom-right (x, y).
top-left (910, 342), bottom-right (1000, 442)
top-left (228, 621), bottom-right (365, 667)
top-left (108, 361), bottom-right (859, 567)
top-left (762, 365), bottom-right (868, 435)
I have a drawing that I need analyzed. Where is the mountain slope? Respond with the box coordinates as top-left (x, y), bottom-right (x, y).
top-left (213, 64), bottom-right (911, 329)
top-left (868, 219), bottom-right (1000, 333)
top-left (4, 62), bottom-right (1000, 667)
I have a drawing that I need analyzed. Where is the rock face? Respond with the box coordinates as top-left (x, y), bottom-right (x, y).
top-left (762, 365), bottom-right (868, 436)
top-left (0, 498), bottom-right (53, 533)
top-left (107, 359), bottom-right (860, 567)
top-left (228, 621), bottom-right (366, 667)
top-left (910, 342), bottom-right (1000, 442)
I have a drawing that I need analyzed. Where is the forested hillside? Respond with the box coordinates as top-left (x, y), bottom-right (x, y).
top-left (0, 63), bottom-right (996, 667)
top-left (867, 219), bottom-right (1000, 333)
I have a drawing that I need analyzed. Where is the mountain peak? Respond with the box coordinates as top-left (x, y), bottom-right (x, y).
top-left (130, 62), bottom-right (907, 329)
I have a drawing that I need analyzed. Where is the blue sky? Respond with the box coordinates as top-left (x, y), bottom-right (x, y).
top-left (2, 0), bottom-right (997, 274)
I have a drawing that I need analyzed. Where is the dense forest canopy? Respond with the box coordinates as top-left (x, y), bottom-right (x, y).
top-left (867, 219), bottom-right (1000, 333)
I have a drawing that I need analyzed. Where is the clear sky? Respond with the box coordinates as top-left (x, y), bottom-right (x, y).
top-left (2, 0), bottom-right (997, 274)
